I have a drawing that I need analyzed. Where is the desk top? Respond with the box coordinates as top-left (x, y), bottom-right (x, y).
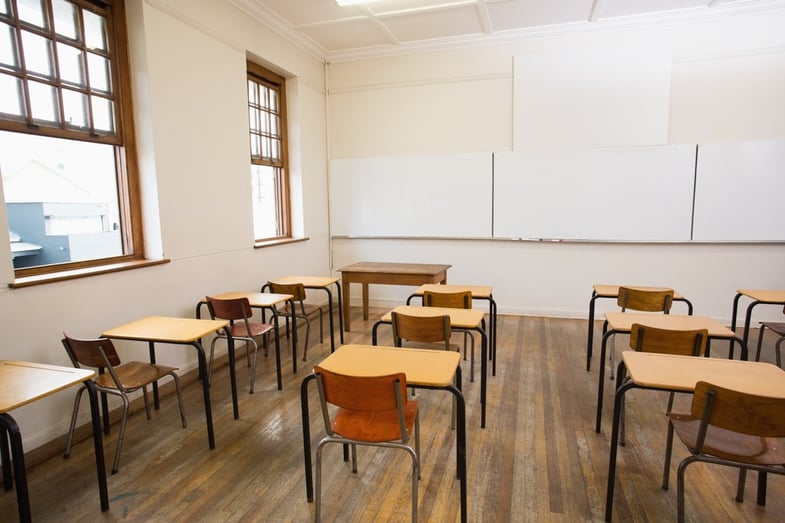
top-left (204, 291), bottom-right (293, 307)
top-left (411, 284), bottom-right (493, 298)
top-left (269, 275), bottom-right (339, 287)
top-left (623, 351), bottom-right (785, 396)
top-left (315, 344), bottom-right (460, 388)
top-left (102, 316), bottom-right (228, 343)
top-left (593, 284), bottom-right (685, 300)
top-left (0, 360), bottom-right (95, 413)
top-left (737, 289), bottom-right (785, 303)
top-left (605, 312), bottom-right (734, 338)
top-left (382, 305), bottom-right (485, 329)
top-left (339, 262), bottom-right (451, 275)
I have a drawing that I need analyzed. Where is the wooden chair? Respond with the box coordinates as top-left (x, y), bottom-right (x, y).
top-left (61, 334), bottom-right (187, 474)
top-left (423, 290), bottom-right (476, 382)
top-left (267, 281), bottom-right (323, 360)
top-left (755, 304), bottom-right (785, 367)
top-left (206, 296), bottom-right (275, 394)
top-left (605, 286), bottom-right (675, 378)
top-left (663, 381), bottom-right (785, 522)
top-left (619, 323), bottom-right (708, 445)
top-left (313, 366), bottom-right (420, 522)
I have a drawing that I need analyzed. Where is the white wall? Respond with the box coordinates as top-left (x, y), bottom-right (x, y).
top-left (327, 9), bottom-right (785, 320)
top-left (0, 0), bottom-right (330, 449)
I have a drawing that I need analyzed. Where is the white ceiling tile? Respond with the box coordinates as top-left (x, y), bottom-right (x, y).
top-left (486, 0), bottom-right (592, 32)
top-left (383, 5), bottom-right (485, 42)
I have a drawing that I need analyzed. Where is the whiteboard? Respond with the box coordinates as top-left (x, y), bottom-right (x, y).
top-left (493, 146), bottom-right (696, 241)
top-left (693, 139), bottom-right (785, 241)
top-left (329, 153), bottom-right (493, 238)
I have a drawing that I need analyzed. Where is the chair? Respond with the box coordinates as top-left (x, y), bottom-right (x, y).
top-left (619, 323), bottom-right (708, 445)
top-left (61, 334), bottom-right (187, 474)
top-left (423, 290), bottom-right (476, 382)
top-left (662, 381), bottom-right (785, 522)
top-left (205, 296), bottom-right (275, 394)
top-left (755, 304), bottom-right (785, 367)
top-left (606, 286), bottom-right (674, 378)
top-left (390, 311), bottom-right (458, 352)
top-left (267, 281), bottom-right (323, 361)
top-left (313, 365), bottom-right (420, 522)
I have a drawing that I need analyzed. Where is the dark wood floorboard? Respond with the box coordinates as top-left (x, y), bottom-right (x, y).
top-left (3, 306), bottom-right (785, 522)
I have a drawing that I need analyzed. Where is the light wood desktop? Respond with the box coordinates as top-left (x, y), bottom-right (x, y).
top-left (595, 312), bottom-right (746, 434)
top-left (730, 289), bottom-right (785, 356)
top-left (407, 283), bottom-right (499, 376)
top-left (299, 344), bottom-right (466, 523)
top-left (102, 316), bottom-right (227, 450)
top-left (0, 360), bottom-right (108, 521)
top-left (372, 305), bottom-right (489, 428)
top-left (338, 262), bottom-right (451, 331)
top-left (265, 275), bottom-right (344, 349)
top-left (605, 351), bottom-right (785, 522)
top-left (586, 284), bottom-right (694, 371)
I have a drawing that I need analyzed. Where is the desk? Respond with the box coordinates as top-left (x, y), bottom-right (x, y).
top-left (338, 262), bottom-right (451, 331)
top-left (0, 360), bottom-right (108, 522)
top-left (595, 312), bottom-right (746, 434)
top-left (586, 285), bottom-right (693, 371)
top-left (730, 289), bottom-right (785, 358)
top-left (102, 316), bottom-right (227, 449)
top-left (604, 351), bottom-right (785, 521)
top-left (196, 291), bottom-right (295, 388)
top-left (372, 305), bottom-right (489, 428)
top-left (264, 275), bottom-right (344, 350)
top-left (407, 283), bottom-right (498, 376)
top-left (299, 345), bottom-right (466, 523)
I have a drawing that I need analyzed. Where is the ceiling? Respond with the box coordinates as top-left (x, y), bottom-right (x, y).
top-left (228, 0), bottom-right (783, 61)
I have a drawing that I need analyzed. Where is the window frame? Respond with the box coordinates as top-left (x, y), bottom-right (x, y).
top-left (247, 60), bottom-right (291, 243)
top-left (1, 0), bottom-right (145, 282)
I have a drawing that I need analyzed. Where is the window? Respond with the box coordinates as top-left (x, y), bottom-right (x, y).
top-left (247, 61), bottom-right (290, 242)
top-left (0, 0), bottom-right (142, 279)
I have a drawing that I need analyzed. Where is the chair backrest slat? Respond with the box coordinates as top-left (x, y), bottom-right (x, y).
top-left (423, 290), bottom-right (472, 309)
top-left (692, 381), bottom-right (785, 438)
top-left (618, 287), bottom-right (674, 313)
top-left (206, 296), bottom-right (252, 322)
top-left (62, 335), bottom-right (121, 369)
top-left (629, 323), bottom-right (708, 357)
top-left (391, 311), bottom-right (451, 349)
top-left (314, 366), bottom-right (407, 411)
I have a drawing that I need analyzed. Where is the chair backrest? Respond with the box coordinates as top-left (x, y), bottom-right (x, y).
top-left (423, 290), bottom-right (472, 309)
top-left (629, 323), bottom-right (708, 357)
top-left (62, 334), bottom-right (121, 370)
top-left (314, 365), bottom-right (410, 442)
top-left (691, 381), bottom-right (785, 440)
top-left (205, 295), bottom-right (253, 322)
top-left (390, 311), bottom-right (451, 350)
top-left (267, 281), bottom-right (308, 314)
top-left (618, 286), bottom-right (674, 313)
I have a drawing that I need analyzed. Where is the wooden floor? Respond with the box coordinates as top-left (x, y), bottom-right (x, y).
top-left (4, 307), bottom-right (785, 522)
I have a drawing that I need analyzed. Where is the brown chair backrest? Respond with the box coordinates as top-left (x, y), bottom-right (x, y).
top-left (62, 334), bottom-right (121, 369)
top-left (267, 281), bottom-right (307, 301)
top-left (629, 323), bottom-right (708, 357)
top-left (205, 296), bottom-right (253, 322)
top-left (618, 287), bottom-right (673, 313)
top-left (691, 381), bottom-right (785, 438)
top-left (390, 311), bottom-right (451, 349)
top-left (314, 365), bottom-right (408, 412)
top-left (423, 290), bottom-right (472, 309)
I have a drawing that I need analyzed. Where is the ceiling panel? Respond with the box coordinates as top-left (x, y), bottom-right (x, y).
top-left (487, 0), bottom-right (592, 32)
top-left (383, 5), bottom-right (485, 42)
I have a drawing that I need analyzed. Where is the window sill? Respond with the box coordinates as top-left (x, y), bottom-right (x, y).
top-left (254, 236), bottom-right (309, 249)
top-left (8, 258), bottom-right (170, 288)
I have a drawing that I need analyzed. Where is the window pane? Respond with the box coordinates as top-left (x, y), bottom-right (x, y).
top-left (0, 72), bottom-right (24, 117)
top-left (83, 9), bottom-right (106, 51)
top-left (57, 41), bottom-right (84, 86)
top-left (0, 130), bottom-right (123, 268)
top-left (52, 0), bottom-right (78, 41)
top-left (251, 164), bottom-right (279, 239)
top-left (62, 87), bottom-right (87, 127)
top-left (21, 29), bottom-right (53, 79)
top-left (17, 0), bottom-right (48, 30)
top-left (0, 0), bottom-right (10, 16)
top-left (91, 94), bottom-right (113, 133)
top-left (1, 22), bottom-right (20, 71)
top-left (86, 51), bottom-right (109, 93)
top-left (28, 79), bottom-right (58, 123)
top-left (247, 80), bottom-right (257, 105)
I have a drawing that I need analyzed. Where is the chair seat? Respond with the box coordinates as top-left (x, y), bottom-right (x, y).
top-left (229, 322), bottom-right (274, 338)
top-left (669, 414), bottom-right (785, 465)
top-left (95, 361), bottom-right (178, 391)
top-left (333, 401), bottom-right (418, 443)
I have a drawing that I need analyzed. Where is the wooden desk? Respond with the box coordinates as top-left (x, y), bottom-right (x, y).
top-left (604, 352), bottom-right (785, 521)
top-left (196, 291), bottom-right (296, 390)
top-left (730, 289), bottom-right (785, 357)
top-left (586, 285), bottom-right (693, 371)
top-left (407, 283), bottom-right (499, 376)
top-left (0, 361), bottom-right (108, 522)
top-left (102, 316), bottom-right (227, 449)
top-left (264, 275), bottom-right (344, 350)
top-left (595, 312), bottom-right (746, 434)
top-left (299, 345), bottom-right (466, 523)
top-left (372, 305), bottom-right (489, 428)
top-left (338, 262), bottom-right (451, 331)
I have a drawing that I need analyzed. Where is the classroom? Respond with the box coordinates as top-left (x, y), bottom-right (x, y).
top-left (1, 0), bottom-right (785, 521)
